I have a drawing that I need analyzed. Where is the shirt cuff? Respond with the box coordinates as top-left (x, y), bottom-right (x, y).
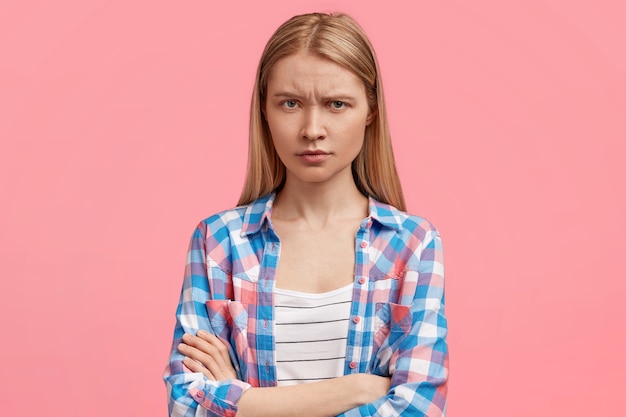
top-left (188, 378), bottom-right (252, 417)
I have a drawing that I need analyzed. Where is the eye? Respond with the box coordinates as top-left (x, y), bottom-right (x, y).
top-left (331, 101), bottom-right (345, 109)
top-left (282, 100), bottom-right (298, 109)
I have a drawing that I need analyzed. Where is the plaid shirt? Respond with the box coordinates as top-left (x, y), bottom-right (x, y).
top-left (164, 193), bottom-right (448, 416)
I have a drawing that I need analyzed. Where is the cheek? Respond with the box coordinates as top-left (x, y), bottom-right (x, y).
top-left (266, 116), bottom-right (295, 156)
top-left (267, 121), bottom-right (291, 146)
top-left (266, 113), bottom-right (284, 139)
top-left (336, 114), bottom-right (368, 140)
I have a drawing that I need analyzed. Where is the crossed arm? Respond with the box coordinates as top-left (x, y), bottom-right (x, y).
top-left (178, 331), bottom-right (391, 417)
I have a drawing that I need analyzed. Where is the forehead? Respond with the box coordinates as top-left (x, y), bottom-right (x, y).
top-left (266, 52), bottom-right (365, 95)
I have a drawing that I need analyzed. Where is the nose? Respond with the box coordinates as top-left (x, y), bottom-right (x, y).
top-left (301, 107), bottom-right (326, 141)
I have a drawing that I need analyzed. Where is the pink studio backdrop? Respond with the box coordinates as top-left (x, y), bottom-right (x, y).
top-left (1, 1), bottom-right (624, 416)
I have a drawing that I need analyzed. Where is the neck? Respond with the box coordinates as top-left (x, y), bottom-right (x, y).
top-left (273, 176), bottom-right (368, 226)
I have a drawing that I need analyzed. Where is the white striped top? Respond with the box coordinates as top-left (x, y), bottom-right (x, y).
top-left (274, 283), bottom-right (354, 386)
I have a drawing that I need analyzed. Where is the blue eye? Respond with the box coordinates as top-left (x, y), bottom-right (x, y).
top-left (331, 101), bottom-right (345, 109)
top-left (283, 100), bottom-right (297, 108)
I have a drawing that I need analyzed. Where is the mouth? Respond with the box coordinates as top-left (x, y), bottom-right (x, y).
top-left (297, 150), bottom-right (330, 156)
top-left (297, 150), bottom-right (330, 163)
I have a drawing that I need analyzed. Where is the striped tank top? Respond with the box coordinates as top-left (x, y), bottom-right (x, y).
top-left (274, 283), bottom-right (354, 386)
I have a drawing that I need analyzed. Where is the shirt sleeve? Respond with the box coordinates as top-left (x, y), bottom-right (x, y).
top-left (340, 230), bottom-right (449, 417)
top-left (163, 222), bottom-right (252, 417)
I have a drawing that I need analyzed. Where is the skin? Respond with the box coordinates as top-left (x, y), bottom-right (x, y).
top-left (264, 52), bottom-right (374, 189)
top-left (178, 52), bottom-right (391, 417)
top-left (265, 52), bottom-right (374, 293)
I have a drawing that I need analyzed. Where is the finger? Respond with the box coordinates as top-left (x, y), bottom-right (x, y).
top-left (179, 338), bottom-right (236, 380)
top-left (183, 356), bottom-right (215, 380)
top-left (178, 342), bottom-right (219, 371)
top-left (182, 333), bottom-right (231, 373)
top-left (181, 333), bottom-right (223, 363)
top-left (196, 330), bottom-right (231, 365)
top-left (179, 343), bottom-right (222, 379)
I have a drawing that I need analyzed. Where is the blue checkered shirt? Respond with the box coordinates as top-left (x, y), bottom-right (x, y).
top-left (164, 193), bottom-right (448, 416)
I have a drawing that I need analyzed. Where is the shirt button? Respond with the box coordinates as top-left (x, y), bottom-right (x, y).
top-left (349, 361), bottom-right (357, 369)
top-left (195, 391), bottom-right (205, 399)
top-left (358, 277), bottom-right (366, 285)
top-left (264, 318), bottom-right (268, 328)
top-left (353, 316), bottom-right (360, 324)
top-left (360, 241), bottom-right (367, 248)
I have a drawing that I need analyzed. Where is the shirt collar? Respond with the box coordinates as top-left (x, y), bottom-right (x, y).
top-left (367, 197), bottom-right (404, 231)
top-left (241, 192), bottom-right (403, 237)
top-left (241, 193), bottom-right (276, 237)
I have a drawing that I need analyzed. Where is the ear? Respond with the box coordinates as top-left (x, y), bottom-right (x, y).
top-left (365, 107), bottom-right (376, 126)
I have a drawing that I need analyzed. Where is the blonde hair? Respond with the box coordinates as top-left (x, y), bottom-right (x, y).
top-left (238, 12), bottom-right (406, 211)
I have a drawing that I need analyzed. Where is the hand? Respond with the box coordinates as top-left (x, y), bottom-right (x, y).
top-left (178, 330), bottom-right (238, 381)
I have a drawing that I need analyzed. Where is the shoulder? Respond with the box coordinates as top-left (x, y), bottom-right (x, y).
top-left (191, 194), bottom-right (272, 244)
top-left (187, 198), bottom-right (270, 271)
top-left (197, 205), bottom-right (249, 238)
top-left (369, 198), bottom-right (440, 242)
top-left (368, 199), bottom-right (443, 274)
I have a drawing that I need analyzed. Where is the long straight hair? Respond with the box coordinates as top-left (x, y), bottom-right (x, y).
top-left (237, 12), bottom-right (406, 211)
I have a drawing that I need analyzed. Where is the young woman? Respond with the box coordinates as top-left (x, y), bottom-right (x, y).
top-left (164, 12), bottom-right (448, 417)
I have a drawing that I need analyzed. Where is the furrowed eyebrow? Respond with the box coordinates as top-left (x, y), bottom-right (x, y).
top-left (272, 92), bottom-right (302, 99)
top-left (323, 96), bottom-right (355, 102)
top-left (271, 92), bottom-right (356, 102)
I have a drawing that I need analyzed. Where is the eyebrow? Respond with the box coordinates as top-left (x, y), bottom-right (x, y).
top-left (271, 91), bottom-right (357, 101)
top-left (271, 92), bottom-right (302, 99)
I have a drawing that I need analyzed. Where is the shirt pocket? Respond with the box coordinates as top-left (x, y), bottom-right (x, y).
top-left (369, 302), bottom-right (412, 376)
top-left (205, 300), bottom-right (249, 381)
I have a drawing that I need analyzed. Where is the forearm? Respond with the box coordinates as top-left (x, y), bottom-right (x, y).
top-left (236, 374), bottom-right (390, 417)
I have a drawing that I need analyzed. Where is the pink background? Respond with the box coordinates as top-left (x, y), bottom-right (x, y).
top-left (1, 1), bottom-right (625, 415)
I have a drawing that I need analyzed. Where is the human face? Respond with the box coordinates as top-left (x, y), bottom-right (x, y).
top-left (264, 52), bottom-right (373, 188)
